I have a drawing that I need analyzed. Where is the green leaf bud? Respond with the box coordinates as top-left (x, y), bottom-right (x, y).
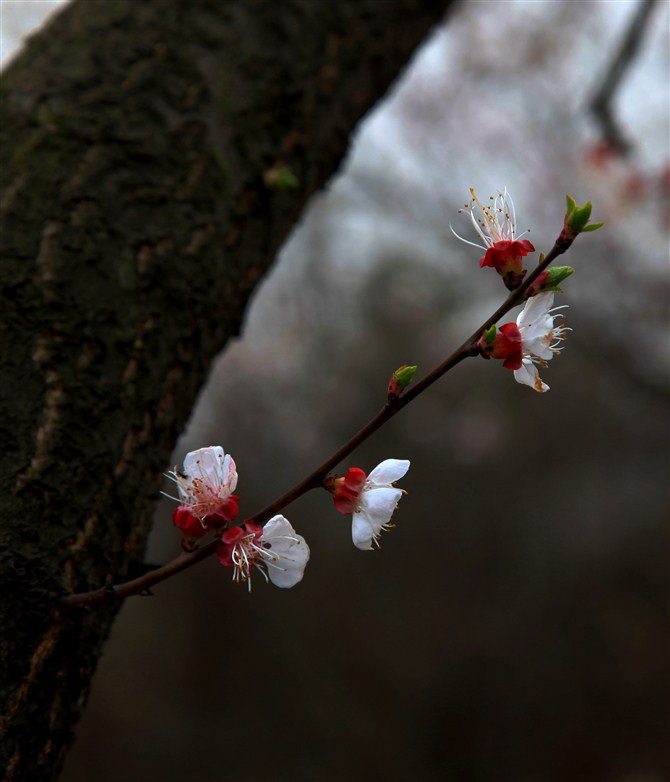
top-left (387, 364), bottom-right (417, 399)
top-left (263, 165), bottom-right (300, 190)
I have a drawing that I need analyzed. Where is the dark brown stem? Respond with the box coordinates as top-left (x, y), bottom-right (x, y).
top-left (60, 237), bottom-right (570, 609)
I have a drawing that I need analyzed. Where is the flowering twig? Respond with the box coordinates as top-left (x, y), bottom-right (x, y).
top-left (59, 205), bottom-right (591, 609)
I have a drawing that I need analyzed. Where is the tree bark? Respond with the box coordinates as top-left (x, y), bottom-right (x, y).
top-left (0, 0), bottom-right (452, 778)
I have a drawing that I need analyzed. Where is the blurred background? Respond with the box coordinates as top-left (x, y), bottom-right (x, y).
top-left (4, 1), bottom-right (669, 780)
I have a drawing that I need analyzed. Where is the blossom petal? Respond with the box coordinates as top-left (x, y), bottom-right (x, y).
top-left (516, 292), bottom-right (554, 331)
top-left (351, 511), bottom-right (375, 550)
top-left (514, 360), bottom-right (549, 393)
top-left (261, 514), bottom-right (297, 550)
top-left (366, 459), bottom-right (410, 486)
top-left (221, 454), bottom-right (238, 493)
top-left (361, 486), bottom-right (404, 521)
top-left (183, 446), bottom-right (225, 483)
top-left (524, 333), bottom-right (555, 361)
top-left (261, 515), bottom-right (310, 588)
top-left (353, 486), bottom-right (404, 550)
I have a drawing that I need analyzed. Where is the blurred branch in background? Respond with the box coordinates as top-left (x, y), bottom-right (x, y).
top-left (590, 0), bottom-right (659, 155)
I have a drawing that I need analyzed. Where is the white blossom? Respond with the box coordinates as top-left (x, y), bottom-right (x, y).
top-left (351, 459), bottom-right (410, 551)
top-left (165, 445), bottom-right (238, 520)
top-left (219, 515), bottom-right (310, 590)
top-left (514, 292), bottom-right (570, 392)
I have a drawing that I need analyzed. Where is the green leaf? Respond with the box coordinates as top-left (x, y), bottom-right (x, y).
top-left (264, 166), bottom-right (300, 190)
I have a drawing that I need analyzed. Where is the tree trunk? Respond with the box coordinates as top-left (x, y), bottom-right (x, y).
top-left (0, 0), bottom-right (452, 778)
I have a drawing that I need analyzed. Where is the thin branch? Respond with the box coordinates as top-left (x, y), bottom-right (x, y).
top-left (60, 234), bottom-right (573, 610)
top-left (590, 0), bottom-right (658, 156)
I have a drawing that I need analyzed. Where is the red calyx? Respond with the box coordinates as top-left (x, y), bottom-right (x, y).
top-left (489, 322), bottom-right (523, 370)
top-left (205, 495), bottom-right (240, 527)
top-left (173, 506), bottom-right (209, 541)
top-left (480, 240), bottom-right (535, 278)
top-left (174, 495), bottom-right (241, 551)
top-left (331, 467), bottom-right (367, 515)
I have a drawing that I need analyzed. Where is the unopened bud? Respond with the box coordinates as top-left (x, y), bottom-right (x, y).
top-left (480, 325), bottom-right (497, 345)
top-left (561, 195), bottom-right (604, 242)
top-left (387, 364), bottom-right (417, 399)
top-left (526, 266), bottom-right (574, 297)
top-left (477, 325), bottom-right (497, 358)
top-left (263, 165), bottom-right (300, 190)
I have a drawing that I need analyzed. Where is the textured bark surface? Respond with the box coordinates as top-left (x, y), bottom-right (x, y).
top-left (0, 0), bottom-right (452, 778)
